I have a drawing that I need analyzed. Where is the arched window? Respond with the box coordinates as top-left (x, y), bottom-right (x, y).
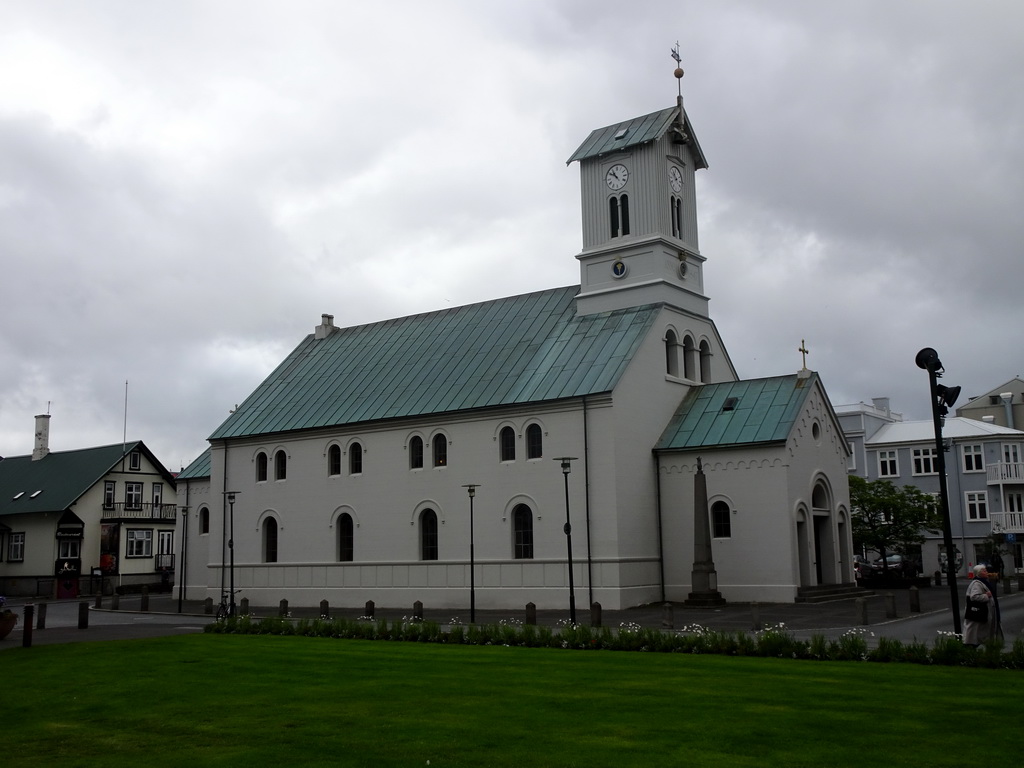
top-left (609, 194), bottom-right (630, 238)
top-left (670, 195), bottom-right (682, 239)
top-left (274, 450), bottom-right (287, 481)
top-left (499, 426), bottom-right (516, 462)
top-left (199, 507), bottom-right (209, 535)
top-left (409, 436), bottom-right (424, 469)
top-left (433, 435), bottom-right (447, 467)
top-left (712, 501), bottom-right (731, 539)
top-left (263, 518), bottom-right (278, 563)
top-left (420, 509), bottom-right (438, 560)
top-left (699, 340), bottom-right (712, 383)
top-left (665, 330), bottom-right (679, 377)
top-left (513, 504), bottom-right (534, 559)
top-left (338, 513), bottom-right (354, 562)
top-left (256, 452), bottom-right (268, 482)
top-left (683, 336), bottom-right (696, 380)
top-left (526, 424), bottom-right (543, 459)
top-left (327, 445), bottom-right (341, 477)
top-left (349, 442), bottom-right (363, 475)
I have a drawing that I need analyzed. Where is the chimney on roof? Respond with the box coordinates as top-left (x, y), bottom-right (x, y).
top-left (315, 313), bottom-right (335, 340)
top-left (871, 397), bottom-right (890, 415)
top-left (1000, 392), bottom-right (1015, 429)
top-left (983, 415), bottom-right (996, 423)
top-left (33, 413), bottom-right (51, 461)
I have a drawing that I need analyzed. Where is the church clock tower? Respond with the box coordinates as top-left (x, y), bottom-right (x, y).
top-left (568, 58), bottom-right (709, 317)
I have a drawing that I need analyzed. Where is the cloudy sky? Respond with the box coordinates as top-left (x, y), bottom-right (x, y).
top-left (1, 0), bottom-right (1022, 468)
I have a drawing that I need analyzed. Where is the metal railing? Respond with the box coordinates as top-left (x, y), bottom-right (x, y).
top-left (991, 512), bottom-right (1024, 533)
top-left (987, 462), bottom-right (1024, 484)
top-left (101, 502), bottom-right (179, 520)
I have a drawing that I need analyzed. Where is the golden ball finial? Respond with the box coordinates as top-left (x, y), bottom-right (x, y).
top-left (674, 67), bottom-right (684, 79)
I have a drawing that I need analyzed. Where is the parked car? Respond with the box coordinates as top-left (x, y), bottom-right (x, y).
top-left (868, 554), bottom-right (921, 582)
top-left (854, 555), bottom-right (872, 582)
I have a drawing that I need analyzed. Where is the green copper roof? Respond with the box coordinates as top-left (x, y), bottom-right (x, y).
top-left (210, 286), bottom-right (660, 440)
top-left (655, 374), bottom-right (817, 451)
top-left (0, 442), bottom-right (142, 517)
top-left (178, 448), bottom-right (211, 480)
top-left (566, 106), bottom-right (708, 169)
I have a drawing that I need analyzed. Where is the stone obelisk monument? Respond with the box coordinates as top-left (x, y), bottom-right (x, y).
top-left (685, 457), bottom-right (725, 607)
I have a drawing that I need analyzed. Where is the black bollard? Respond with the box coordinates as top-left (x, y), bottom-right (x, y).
top-left (320, 599), bottom-right (330, 618)
top-left (662, 602), bottom-right (675, 629)
top-left (36, 602), bottom-right (47, 630)
top-left (279, 599), bottom-right (289, 617)
top-left (364, 600), bottom-right (375, 619)
top-left (240, 597), bottom-right (249, 616)
top-left (111, 593), bottom-right (120, 611)
top-left (78, 600), bottom-right (89, 629)
top-left (204, 597), bottom-right (213, 614)
top-left (855, 597), bottom-right (868, 625)
top-left (884, 592), bottom-right (897, 619)
top-left (590, 602), bottom-right (602, 628)
top-left (413, 600), bottom-right (423, 621)
top-left (525, 602), bottom-right (537, 626)
top-left (140, 585), bottom-right (149, 612)
top-left (909, 585), bottom-right (921, 613)
top-left (23, 604), bottom-right (34, 648)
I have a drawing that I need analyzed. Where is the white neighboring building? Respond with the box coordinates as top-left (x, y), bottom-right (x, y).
top-left (178, 87), bottom-right (852, 611)
top-left (838, 400), bottom-right (1024, 575)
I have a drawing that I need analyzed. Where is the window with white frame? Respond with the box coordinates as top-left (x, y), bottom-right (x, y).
top-left (1004, 443), bottom-right (1021, 464)
top-left (129, 450), bottom-right (142, 471)
top-left (878, 450), bottom-right (898, 477)
top-left (125, 482), bottom-right (143, 510)
top-left (126, 529), bottom-right (153, 557)
top-left (962, 444), bottom-right (984, 472)
top-left (846, 442), bottom-right (856, 471)
top-left (103, 481), bottom-right (116, 509)
top-left (8, 532), bottom-right (25, 562)
top-left (965, 491), bottom-right (988, 521)
top-left (912, 447), bottom-right (937, 475)
top-left (58, 539), bottom-right (81, 559)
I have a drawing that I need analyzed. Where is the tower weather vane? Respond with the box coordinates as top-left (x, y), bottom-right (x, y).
top-left (671, 42), bottom-right (683, 97)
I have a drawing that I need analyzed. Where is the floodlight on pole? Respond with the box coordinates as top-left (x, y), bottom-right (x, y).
top-left (554, 457), bottom-right (579, 625)
top-left (462, 484), bottom-right (480, 624)
top-left (915, 348), bottom-right (962, 636)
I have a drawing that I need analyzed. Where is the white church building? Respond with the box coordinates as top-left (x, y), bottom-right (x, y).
top-left (178, 81), bottom-right (852, 611)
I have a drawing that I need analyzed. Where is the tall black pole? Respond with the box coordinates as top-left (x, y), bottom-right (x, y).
top-left (463, 484), bottom-right (479, 624)
top-left (917, 348), bottom-right (961, 636)
top-left (178, 505), bottom-right (189, 614)
top-left (228, 493), bottom-right (236, 617)
top-left (556, 457), bottom-right (578, 625)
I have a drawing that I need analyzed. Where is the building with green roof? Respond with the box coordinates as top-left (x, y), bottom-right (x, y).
top-left (179, 81), bottom-right (851, 611)
top-left (0, 415), bottom-right (179, 598)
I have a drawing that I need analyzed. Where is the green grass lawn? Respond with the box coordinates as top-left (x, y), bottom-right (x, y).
top-left (4, 634), bottom-right (1020, 767)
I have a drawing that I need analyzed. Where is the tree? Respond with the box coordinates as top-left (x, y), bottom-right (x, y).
top-left (849, 476), bottom-right (943, 576)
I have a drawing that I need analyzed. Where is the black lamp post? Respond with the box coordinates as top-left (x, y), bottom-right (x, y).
top-left (225, 491), bottom-right (240, 617)
top-left (462, 484), bottom-right (479, 623)
top-left (915, 348), bottom-right (962, 636)
top-left (555, 457), bottom-right (578, 625)
top-left (178, 505), bottom-right (189, 614)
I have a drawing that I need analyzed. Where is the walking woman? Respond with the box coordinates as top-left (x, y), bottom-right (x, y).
top-left (964, 564), bottom-right (994, 648)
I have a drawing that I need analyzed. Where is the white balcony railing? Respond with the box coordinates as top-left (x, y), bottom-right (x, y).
top-left (987, 462), bottom-right (1024, 484)
top-left (991, 512), bottom-right (1024, 534)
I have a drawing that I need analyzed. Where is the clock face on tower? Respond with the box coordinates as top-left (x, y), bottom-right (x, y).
top-left (668, 165), bottom-right (682, 193)
top-left (605, 164), bottom-right (628, 191)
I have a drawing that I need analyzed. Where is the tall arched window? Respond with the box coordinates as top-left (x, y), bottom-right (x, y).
top-left (199, 507), bottom-right (209, 535)
top-left (421, 509), bottom-right (438, 560)
top-left (670, 196), bottom-right (682, 238)
top-left (274, 450), bottom-right (287, 481)
top-left (712, 501), bottom-right (731, 539)
top-left (609, 195), bottom-right (630, 238)
top-left (683, 336), bottom-right (696, 380)
top-left (409, 436), bottom-right (424, 469)
top-left (665, 330), bottom-right (679, 377)
top-left (699, 340), bottom-right (712, 383)
top-left (513, 504), bottom-right (534, 559)
top-left (263, 518), bottom-right (278, 563)
top-left (499, 426), bottom-right (515, 462)
top-left (349, 442), bottom-right (363, 475)
top-left (338, 513), bottom-right (354, 562)
top-left (433, 435), bottom-right (447, 467)
top-left (327, 445), bottom-right (341, 477)
top-left (256, 452), bottom-right (268, 482)
top-left (526, 424), bottom-right (543, 459)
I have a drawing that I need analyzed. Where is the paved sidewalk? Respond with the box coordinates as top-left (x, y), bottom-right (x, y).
top-left (4, 582), bottom-right (1003, 650)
